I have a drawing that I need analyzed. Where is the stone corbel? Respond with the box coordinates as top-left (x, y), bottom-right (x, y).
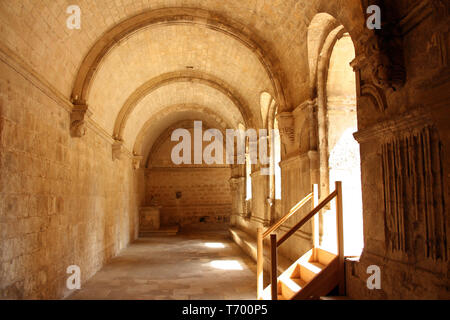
top-left (276, 112), bottom-right (296, 155)
top-left (70, 102), bottom-right (90, 137)
top-left (353, 31), bottom-right (405, 92)
top-left (229, 176), bottom-right (245, 191)
top-left (112, 140), bottom-right (125, 161)
top-left (132, 155), bottom-right (143, 170)
top-left (229, 176), bottom-right (246, 217)
top-left (293, 100), bottom-right (318, 150)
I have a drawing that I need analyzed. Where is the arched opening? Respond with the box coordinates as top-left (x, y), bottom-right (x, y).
top-left (263, 92), bottom-right (282, 222)
top-left (273, 112), bottom-right (282, 201)
top-left (245, 142), bottom-right (253, 203)
top-left (144, 120), bottom-right (233, 229)
top-left (325, 33), bottom-right (363, 256)
top-left (308, 13), bottom-right (364, 257)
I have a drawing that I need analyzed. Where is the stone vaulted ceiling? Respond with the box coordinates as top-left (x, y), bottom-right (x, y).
top-left (0, 0), bottom-right (366, 155)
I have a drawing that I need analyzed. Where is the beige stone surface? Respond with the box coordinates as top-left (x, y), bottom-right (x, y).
top-left (0, 0), bottom-right (449, 300)
top-left (67, 228), bottom-right (256, 300)
top-left (0, 60), bottom-right (143, 299)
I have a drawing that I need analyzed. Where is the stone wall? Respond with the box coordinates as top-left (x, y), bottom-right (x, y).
top-left (143, 124), bottom-right (232, 227)
top-left (145, 168), bottom-right (232, 226)
top-left (0, 0), bottom-right (448, 300)
top-left (0, 58), bottom-right (143, 299)
top-left (345, 0), bottom-right (450, 299)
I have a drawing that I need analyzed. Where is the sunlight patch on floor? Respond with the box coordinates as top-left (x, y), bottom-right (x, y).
top-left (210, 260), bottom-right (243, 270)
top-left (205, 242), bottom-right (225, 248)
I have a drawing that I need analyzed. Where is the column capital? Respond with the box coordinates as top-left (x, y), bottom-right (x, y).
top-left (70, 103), bottom-right (90, 137)
top-left (132, 155), bottom-right (144, 169)
top-left (112, 139), bottom-right (125, 161)
top-left (276, 112), bottom-right (296, 155)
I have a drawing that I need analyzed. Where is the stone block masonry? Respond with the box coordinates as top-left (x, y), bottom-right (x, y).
top-left (145, 168), bottom-right (232, 226)
top-left (0, 60), bottom-right (142, 299)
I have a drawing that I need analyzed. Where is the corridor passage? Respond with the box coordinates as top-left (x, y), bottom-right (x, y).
top-left (68, 228), bottom-right (256, 300)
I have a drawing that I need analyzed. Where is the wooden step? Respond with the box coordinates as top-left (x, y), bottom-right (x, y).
top-left (261, 285), bottom-right (288, 300)
top-left (293, 255), bottom-right (339, 300)
top-left (315, 247), bottom-right (337, 265)
top-left (229, 227), bottom-right (293, 274)
top-left (279, 277), bottom-right (307, 299)
top-left (261, 246), bottom-right (340, 300)
top-left (298, 261), bottom-right (326, 282)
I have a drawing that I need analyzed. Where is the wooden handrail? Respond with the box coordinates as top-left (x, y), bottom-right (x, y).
top-left (257, 187), bottom-right (315, 300)
top-left (270, 234), bottom-right (278, 300)
top-left (257, 182), bottom-right (345, 300)
top-left (262, 192), bottom-right (313, 238)
top-left (277, 190), bottom-right (337, 247)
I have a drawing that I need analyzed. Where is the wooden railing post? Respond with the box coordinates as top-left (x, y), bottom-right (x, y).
top-left (335, 181), bottom-right (345, 295)
top-left (270, 234), bottom-right (278, 300)
top-left (256, 228), bottom-right (264, 299)
top-left (256, 184), bottom-right (339, 300)
top-left (312, 184), bottom-right (319, 259)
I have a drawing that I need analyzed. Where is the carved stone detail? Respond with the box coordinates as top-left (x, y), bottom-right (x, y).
top-left (229, 176), bottom-right (245, 191)
top-left (354, 107), bottom-right (432, 143)
top-left (430, 0), bottom-right (450, 68)
top-left (354, 31), bottom-right (405, 92)
top-left (276, 112), bottom-right (295, 155)
top-left (360, 83), bottom-right (388, 112)
top-left (381, 125), bottom-right (447, 261)
top-left (431, 0), bottom-right (450, 23)
top-left (112, 140), bottom-right (125, 161)
top-left (132, 155), bottom-right (143, 169)
top-left (70, 103), bottom-right (88, 137)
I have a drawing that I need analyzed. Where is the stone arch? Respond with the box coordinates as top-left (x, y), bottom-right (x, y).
top-left (307, 12), bottom-right (363, 256)
top-left (114, 70), bottom-right (253, 142)
top-left (260, 92), bottom-right (273, 129)
top-left (360, 83), bottom-right (388, 112)
top-left (145, 118), bottom-right (229, 169)
top-left (265, 92), bottom-right (282, 223)
top-left (133, 103), bottom-right (235, 159)
top-left (304, 0), bottom-right (367, 54)
top-left (316, 24), bottom-right (346, 201)
top-left (307, 13), bottom-right (341, 98)
top-left (71, 7), bottom-right (287, 113)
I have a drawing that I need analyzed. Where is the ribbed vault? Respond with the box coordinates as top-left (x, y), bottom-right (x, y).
top-left (122, 81), bottom-right (244, 151)
top-left (73, 13), bottom-right (285, 152)
top-left (114, 70), bottom-right (252, 143)
top-left (143, 116), bottom-right (229, 168)
top-left (0, 2), bottom-right (368, 157)
top-left (81, 17), bottom-right (279, 152)
top-left (134, 104), bottom-right (235, 160)
top-left (1, 1), bottom-right (367, 119)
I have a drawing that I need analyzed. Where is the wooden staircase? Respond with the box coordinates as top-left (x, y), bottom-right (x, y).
top-left (261, 247), bottom-right (339, 300)
top-left (257, 182), bottom-right (344, 300)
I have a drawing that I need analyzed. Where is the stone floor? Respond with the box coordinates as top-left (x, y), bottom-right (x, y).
top-left (68, 227), bottom-right (256, 300)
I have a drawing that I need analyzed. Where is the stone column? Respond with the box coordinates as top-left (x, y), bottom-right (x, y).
top-left (250, 168), bottom-right (270, 226)
top-left (276, 112), bottom-right (296, 158)
top-left (229, 164), bottom-right (245, 226)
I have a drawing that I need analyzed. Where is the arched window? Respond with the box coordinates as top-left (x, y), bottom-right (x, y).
top-left (261, 92), bottom-right (282, 200)
top-left (245, 146), bottom-right (252, 201)
top-left (273, 111), bottom-right (281, 200)
top-left (308, 14), bottom-right (363, 257)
